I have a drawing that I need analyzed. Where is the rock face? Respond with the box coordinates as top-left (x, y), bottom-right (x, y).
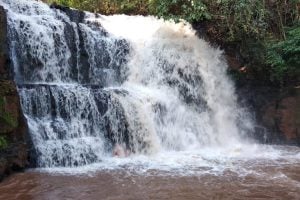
top-left (237, 84), bottom-right (300, 145)
top-left (262, 88), bottom-right (300, 145)
top-left (0, 5), bottom-right (29, 181)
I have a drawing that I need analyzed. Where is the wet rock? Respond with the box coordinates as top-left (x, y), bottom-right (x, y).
top-left (0, 6), bottom-right (30, 181)
top-left (0, 80), bottom-right (30, 181)
top-left (0, 6), bottom-right (10, 80)
top-left (261, 88), bottom-right (300, 145)
top-left (50, 3), bottom-right (85, 23)
top-left (238, 84), bottom-right (300, 146)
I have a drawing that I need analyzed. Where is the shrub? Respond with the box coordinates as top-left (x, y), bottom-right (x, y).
top-left (266, 26), bottom-right (300, 84)
top-left (150, 0), bottom-right (211, 22)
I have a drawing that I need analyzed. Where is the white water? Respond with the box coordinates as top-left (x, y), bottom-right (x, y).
top-left (1, 0), bottom-right (300, 175)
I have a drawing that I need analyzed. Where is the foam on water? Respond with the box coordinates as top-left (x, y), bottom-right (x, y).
top-left (34, 145), bottom-right (300, 177)
top-left (1, 0), bottom-right (300, 175)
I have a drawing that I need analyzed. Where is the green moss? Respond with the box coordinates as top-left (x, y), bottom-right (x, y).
top-left (0, 136), bottom-right (8, 149)
top-left (0, 97), bottom-right (18, 129)
top-left (0, 81), bottom-right (15, 96)
top-left (0, 81), bottom-right (19, 130)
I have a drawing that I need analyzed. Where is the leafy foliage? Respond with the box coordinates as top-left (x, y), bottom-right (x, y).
top-left (150, 0), bottom-right (211, 22)
top-left (205, 0), bottom-right (268, 41)
top-left (266, 26), bottom-right (300, 83)
top-left (48, 0), bottom-right (150, 15)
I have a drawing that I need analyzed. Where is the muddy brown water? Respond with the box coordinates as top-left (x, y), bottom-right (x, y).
top-left (0, 161), bottom-right (299, 200)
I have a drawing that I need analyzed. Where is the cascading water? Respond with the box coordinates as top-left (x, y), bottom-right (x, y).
top-left (1, 0), bottom-right (257, 169)
top-left (2, 1), bottom-right (300, 199)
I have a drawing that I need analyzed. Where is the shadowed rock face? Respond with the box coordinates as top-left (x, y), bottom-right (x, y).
top-left (0, 6), bottom-right (29, 181)
top-left (260, 88), bottom-right (300, 145)
top-left (232, 79), bottom-right (300, 146)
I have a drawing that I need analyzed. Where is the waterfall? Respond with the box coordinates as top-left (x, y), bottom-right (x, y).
top-left (1, 0), bottom-right (254, 168)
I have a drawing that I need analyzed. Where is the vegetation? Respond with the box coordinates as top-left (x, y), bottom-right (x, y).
top-left (0, 97), bottom-right (18, 129)
top-left (150, 0), bottom-right (211, 22)
top-left (0, 136), bottom-right (8, 150)
top-left (266, 26), bottom-right (300, 84)
top-left (45, 0), bottom-right (150, 14)
top-left (45, 0), bottom-right (300, 86)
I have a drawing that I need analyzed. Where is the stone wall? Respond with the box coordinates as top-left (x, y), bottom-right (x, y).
top-left (0, 5), bottom-right (29, 181)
